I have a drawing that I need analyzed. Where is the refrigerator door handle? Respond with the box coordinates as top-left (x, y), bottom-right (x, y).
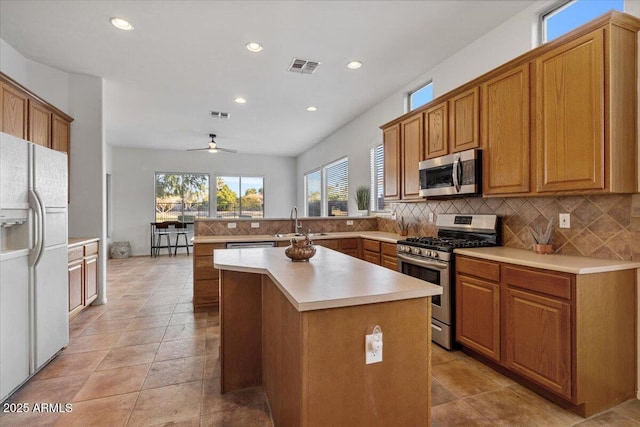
top-left (28, 189), bottom-right (45, 268)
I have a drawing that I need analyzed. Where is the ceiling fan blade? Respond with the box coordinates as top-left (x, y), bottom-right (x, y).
top-left (216, 147), bottom-right (238, 153)
top-left (186, 147), bottom-right (210, 152)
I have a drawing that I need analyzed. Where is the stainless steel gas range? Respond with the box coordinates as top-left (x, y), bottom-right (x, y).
top-left (397, 214), bottom-right (500, 349)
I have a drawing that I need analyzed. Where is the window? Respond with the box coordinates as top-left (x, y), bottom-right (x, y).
top-left (305, 169), bottom-right (321, 217)
top-left (216, 176), bottom-right (264, 218)
top-left (304, 157), bottom-right (349, 217)
top-left (155, 172), bottom-right (209, 221)
top-left (409, 81), bottom-right (433, 111)
top-left (370, 144), bottom-right (384, 211)
top-left (542, 0), bottom-right (623, 43)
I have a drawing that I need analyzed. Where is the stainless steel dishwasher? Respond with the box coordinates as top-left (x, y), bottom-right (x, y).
top-left (225, 241), bottom-right (276, 249)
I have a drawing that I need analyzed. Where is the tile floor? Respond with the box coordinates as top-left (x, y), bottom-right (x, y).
top-left (0, 254), bottom-right (638, 426)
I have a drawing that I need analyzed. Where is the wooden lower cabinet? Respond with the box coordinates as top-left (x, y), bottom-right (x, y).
top-left (362, 239), bottom-right (397, 270)
top-left (67, 240), bottom-right (99, 319)
top-left (193, 243), bottom-right (225, 309)
top-left (456, 255), bottom-right (636, 417)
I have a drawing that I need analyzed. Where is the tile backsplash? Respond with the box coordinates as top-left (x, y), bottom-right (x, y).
top-left (195, 217), bottom-right (378, 236)
top-left (378, 194), bottom-right (640, 261)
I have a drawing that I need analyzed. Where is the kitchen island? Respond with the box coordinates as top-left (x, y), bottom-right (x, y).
top-left (214, 246), bottom-right (441, 426)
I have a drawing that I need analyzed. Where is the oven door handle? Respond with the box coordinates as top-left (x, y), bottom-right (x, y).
top-left (397, 253), bottom-right (449, 270)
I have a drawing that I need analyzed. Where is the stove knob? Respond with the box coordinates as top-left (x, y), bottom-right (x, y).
top-left (412, 247), bottom-right (421, 255)
top-left (432, 252), bottom-right (439, 258)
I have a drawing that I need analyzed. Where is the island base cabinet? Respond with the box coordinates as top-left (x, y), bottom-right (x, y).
top-left (221, 270), bottom-right (432, 426)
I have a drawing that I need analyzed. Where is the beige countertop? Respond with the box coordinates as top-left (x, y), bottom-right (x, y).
top-left (213, 246), bottom-right (441, 312)
top-left (455, 247), bottom-right (640, 274)
top-left (193, 231), bottom-right (404, 245)
top-left (68, 237), bottom-right (100, 248)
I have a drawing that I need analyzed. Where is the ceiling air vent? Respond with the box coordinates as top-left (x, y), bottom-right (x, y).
top-left (288, 58), bottom-right (321, 74)
top-left (210, 111), bottom-right (230, 119)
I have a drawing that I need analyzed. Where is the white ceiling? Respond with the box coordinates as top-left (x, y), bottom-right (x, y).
top-left (0, 0), bottom-right (535, 156)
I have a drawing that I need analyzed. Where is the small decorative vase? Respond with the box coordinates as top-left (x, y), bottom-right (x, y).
top-left (533, 244), bottom-right (553, 254)
top-left (399, 230), bottom-right (408, 237)
top-left (285, 236), bottom-right (316, 262)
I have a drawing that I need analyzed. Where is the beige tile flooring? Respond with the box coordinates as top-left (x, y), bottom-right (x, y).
top-left (0, 254), bottom-right (638, 426)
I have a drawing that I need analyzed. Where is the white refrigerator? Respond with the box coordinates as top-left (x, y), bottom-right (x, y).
top-left (0, 132), bottom-right (69, 402)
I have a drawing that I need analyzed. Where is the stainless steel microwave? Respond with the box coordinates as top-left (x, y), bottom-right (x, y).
top-left (418, 149), bottom-right (482, 198)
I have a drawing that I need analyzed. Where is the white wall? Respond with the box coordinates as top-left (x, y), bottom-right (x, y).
top-left (111, 146), bottom-right (296, 256)
top-left (1, 38), bottom-right (108, 304)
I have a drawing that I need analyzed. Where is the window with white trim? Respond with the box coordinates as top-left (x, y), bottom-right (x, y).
top-left (216, 176), bottom-right (264, 218)
top-left (370, 144), bottom-right (384, 211)
top-left (304, 157), bottom-right (349, 217)
top-left (541, 0), bottom-right (623, 43)
top-left (409, 81), bottom-right (433, 111)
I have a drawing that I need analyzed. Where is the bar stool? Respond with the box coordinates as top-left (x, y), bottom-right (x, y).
top-left (153, 222), bottom-right (173, 256)
top-left (174, 222), bottom-right (190, 255)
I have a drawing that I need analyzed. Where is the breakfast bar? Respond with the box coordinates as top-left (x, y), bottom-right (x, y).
top-left (214, 246), bottom-right (442, 426)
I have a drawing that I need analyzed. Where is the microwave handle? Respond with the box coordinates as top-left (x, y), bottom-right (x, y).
top-left (453, 154), bottom-right (461, 193)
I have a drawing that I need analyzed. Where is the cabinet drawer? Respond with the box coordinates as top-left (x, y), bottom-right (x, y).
top-left (381, 242), bottom-right (397, 256)
top-left (381, 255), bottom-right (398, 271)
top-left (340, 238), bottom-right (359, 250)
top-left (341, 249), bottom-right (359, 258)
top-left (363, 239), bottom-right (380, 253)
top-left (456, 256), bottom-right (500, 282)
top-left (503, 266), bottom-right (572, 300)
top-left (363, 250), bottom-right (380, 265)
top-left (68, 247), bottom-right (84, 262)
top-left (194, 243), bottom-right (225, 257)
top-left (84, 242), bottom-right (98, 256)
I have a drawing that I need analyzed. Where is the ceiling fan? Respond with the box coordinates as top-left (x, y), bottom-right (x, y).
top-left (187, 134), bottom-right (238, 153)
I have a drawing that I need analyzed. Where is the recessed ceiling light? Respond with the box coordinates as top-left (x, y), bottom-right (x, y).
top-left (347, 60), bottom-right (363, 69)
top-left (246, 42), bottom-right (263, 53)
top-left (110, 17), bottom-right (134, 31)
top-left (234, 97), bottom-right (247, 104)
top-left (306, 106), bottom-right (318, 112)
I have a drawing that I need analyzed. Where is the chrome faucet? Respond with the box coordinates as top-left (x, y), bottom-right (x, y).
top-left (290, 206), bottom-right (302, 234)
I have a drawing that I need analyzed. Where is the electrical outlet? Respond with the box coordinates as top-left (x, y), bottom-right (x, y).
top-left (227, 223), bottom-right (236, 229)
top-left (346, 220), bottom-right (354, 226)
top-left (251, 222), bottom-right (260, 228)
top-left (428, 212), bottom-right (434, 223)
top-left (559, 213), bottom-right (570, 229)
top-left (365, 332), bottom-right (383, 364)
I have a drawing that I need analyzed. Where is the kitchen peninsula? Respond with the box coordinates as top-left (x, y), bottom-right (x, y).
top-left (214, 246), bottom-right (441, 426)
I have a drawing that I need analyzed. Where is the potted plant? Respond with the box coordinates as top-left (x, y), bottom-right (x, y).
top-left (529, 218), bottom-right (554, 254)
top-left (398, 216), bottom-right (409, 236)
top-left (354, 186), bottom-right (370, 216)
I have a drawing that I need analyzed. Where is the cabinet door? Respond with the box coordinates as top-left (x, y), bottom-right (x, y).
top-left (84, 255), bottom-right (98, 305)
top-left (362, 250), bottom-right (380, 265)
top-left (424, 101), bottom-right (448, 159)
top-left (28, 99), bottom-right (52, 148)
top-left (315, 239), bottom-right (339, 250)
top-left (1, 82), bottom-right (28, 139)
top-left (535, 29), bottom-right (604, 193)
top-left (52, 114), bottom-right (70, 154)
top-left (456, 274), bottom-right (500, 362)
top-left (482, 64), bottom-right (530, 195)
top-left (504, 287), bottom-right (571, 399)
top-left (68, 260), bottom-right (84, 318)
top-left (401, 114), bottom-right (424, 199)
top-left (383, 124), bottom-right (401, 200)
top-left (449, 87), bottom-right (479, 153)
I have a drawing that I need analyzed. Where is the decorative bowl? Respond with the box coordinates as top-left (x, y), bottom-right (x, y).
top-left (285, 236), bottom-right (316, 262)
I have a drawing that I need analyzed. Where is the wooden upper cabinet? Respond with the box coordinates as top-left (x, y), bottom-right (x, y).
top-left (424, 101), bottom-right (448, 159)
top-left (28, 99), bottom-right (52, 148)
top-left (482, 64), bottom-right (530, 196)
top-left (1, 82), bottom-right (28, 139)
top-left (401, 114), bottom-right (424, 200)
top-left (449, 86), bottom-right (480, 153)
top-left (535, 29), bottom-right (604, 193)
top-left (52, 114), bottom-right (70, 154)
top-left (383, 124), bottom-right (401, 200)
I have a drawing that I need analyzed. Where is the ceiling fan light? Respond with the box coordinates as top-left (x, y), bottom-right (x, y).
top-left (208, 149), bottom-right (218, 153)
top-left (110, 17), bottom-right (134, 31)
